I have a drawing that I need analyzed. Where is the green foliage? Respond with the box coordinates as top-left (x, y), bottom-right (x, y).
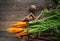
top-left (25, 0), bottom-right (60, 40)
top-left (25, 9), bottom-right (60, 39)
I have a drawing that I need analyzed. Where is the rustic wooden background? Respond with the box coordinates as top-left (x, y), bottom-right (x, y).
top-left (0, 0), bottom-right (49, 41)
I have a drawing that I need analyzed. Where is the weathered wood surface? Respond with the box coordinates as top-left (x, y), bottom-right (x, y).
top-left (0, 31), bottom-right (22, 41)
top-left (0, 0), bottom-right (46, 10)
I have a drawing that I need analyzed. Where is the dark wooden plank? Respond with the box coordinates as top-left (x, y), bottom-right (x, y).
top-left (0, 31), bottom-right (22, 41)
top-left (0, 0), bottom-right (46, 10)
top-left (0, 11), bottom-right (28, 21)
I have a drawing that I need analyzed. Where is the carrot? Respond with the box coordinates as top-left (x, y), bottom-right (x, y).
top-left (10, 22), bottom-right (29, 28)
top-left (7, 27), bottom-right (24, 33)
top-left (16, 30), bottom-right (28, 37)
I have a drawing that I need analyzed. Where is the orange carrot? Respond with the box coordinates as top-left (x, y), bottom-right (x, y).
top-left (10, 22), bottom-right (29, 28)
top-left (16, 30), bottom-right (28, 37)
top-left (7, 27), bottom-right (24, 33)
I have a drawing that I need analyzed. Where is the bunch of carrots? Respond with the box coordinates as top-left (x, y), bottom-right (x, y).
top-left (7, 22), bottom-right (29, 37)
top-left (6, 9), bottom-right (60, 39)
